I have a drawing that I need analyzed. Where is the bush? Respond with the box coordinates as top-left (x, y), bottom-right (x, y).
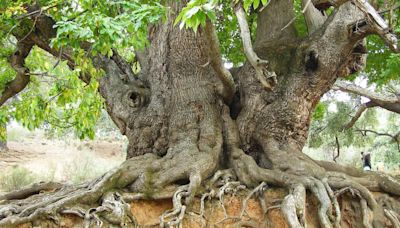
top-left (0, 165), bottom-right (37, 192)
top-left (64, 153), bottom-right (108, 184)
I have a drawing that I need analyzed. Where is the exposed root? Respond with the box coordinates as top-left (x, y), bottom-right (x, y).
top-left (199, 190), bottom-right (216, 228)
top-left (360, 198), bottom-right (373, 228)
top-left (160, 186), bottom-right (189, 228)
top-left (0, 106), bottom-right (399, 228)
top-left (334, 186), bottom-right (373, 228)
top-left (240, 182), bottom-right (267, 218)
top-left (221, 105), bottom-right (400, 228)
top-left (210, 169), bottom-right (236, 187)
top-left (322, 179), bottom-right (341, 228)
top-left (160, 186), bottom-right (188, 227)
top-left (0, 145), bottom-right (220, 227)
top-left (308, 178), bottom-right (332, 228)
top-left (0, 182), bottom-right (63, 201)
top-left (385, 209), bottom-right (400, 228)
top-left (217, 181), bottom-right (246, 219)
top-left (281, 184), bottom-right (306, 228)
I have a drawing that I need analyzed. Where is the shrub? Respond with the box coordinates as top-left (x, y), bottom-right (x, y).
top-left (0, 165), bottom-right (37, 192)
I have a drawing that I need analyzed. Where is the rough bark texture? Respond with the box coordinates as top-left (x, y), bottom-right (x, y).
top-left (1, 0), bottom-right (400, 227)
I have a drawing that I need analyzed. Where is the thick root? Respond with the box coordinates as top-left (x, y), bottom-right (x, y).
top-left (322, 179), bottom-right (341, 228)
top-left (384, 209), bottom-right (400, 228)
top-left (281, 184), bottom-right (306, 228)
top-left (0, 141), bottom-right (220, 227)
top-left (60, 192), bottom-right (136, 227)
top-left (1, 106), bottom-right (399, 228)
top-left (308, 178), bottom-right (332, 228)
top-left (221, 106), bottom-right (400, 228)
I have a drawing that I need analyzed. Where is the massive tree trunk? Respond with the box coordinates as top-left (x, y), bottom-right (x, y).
top-left (1, 0), bottom-right (400, 227)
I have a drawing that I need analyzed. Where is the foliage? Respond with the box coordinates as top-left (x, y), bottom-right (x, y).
top-left (0, 0), bottom-right (166, 140)
top-left (306, 0), bottom-right (400, 167)
top-left (308, 91), bottom-right (400, 170)
top-left (0, 45), bottom-right (103, 139)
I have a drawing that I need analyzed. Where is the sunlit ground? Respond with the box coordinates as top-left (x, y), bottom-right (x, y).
top-left (0, 122), bottom-right (127, 193)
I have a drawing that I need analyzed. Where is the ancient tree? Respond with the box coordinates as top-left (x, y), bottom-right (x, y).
top-left (1, 0), bottom-right (400, 227)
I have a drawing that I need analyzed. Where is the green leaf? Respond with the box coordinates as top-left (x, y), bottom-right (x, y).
top-left (253, 0), bottom-right (260, 9)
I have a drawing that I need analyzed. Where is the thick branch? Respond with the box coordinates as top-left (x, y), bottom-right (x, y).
top-left (334, 80), bottom-right (400, 114)
top-left (204, 20), bottom-right (236, 102)
top-left (302, 0), bottom-right (327, 33)
top-left (352, 0), bottom-right (398, 51)
top-left (343, 102), bottom-right (377, 129)
top-left (0, 41), bottom-right (33, 107)
top-left (234, 4), bottom-right (277, 90)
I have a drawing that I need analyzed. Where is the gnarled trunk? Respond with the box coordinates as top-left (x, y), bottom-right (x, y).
top-left (1, 0), bottom-right (400, 227)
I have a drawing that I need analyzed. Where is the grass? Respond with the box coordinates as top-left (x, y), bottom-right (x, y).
top-left (0, 165), bottom-right (37, 192)
top-left (64, 152), bottom-right (120, 184)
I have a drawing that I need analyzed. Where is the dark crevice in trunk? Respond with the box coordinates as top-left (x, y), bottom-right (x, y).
top-left (245, 141), bottom-right (273, 169)
top-left (228, 90), bottom-right (242, 119)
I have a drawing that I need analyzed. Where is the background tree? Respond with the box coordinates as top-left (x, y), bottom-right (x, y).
top-left (1, 0), bottom-right (400, 227)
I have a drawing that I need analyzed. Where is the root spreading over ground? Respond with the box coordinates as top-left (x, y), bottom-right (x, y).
top-left (1, 108), bottom-right (400, 227)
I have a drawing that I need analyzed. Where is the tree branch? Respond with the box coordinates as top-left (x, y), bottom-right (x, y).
top-left (334, 80), bottom-right (400, 114)
top-left (203, 20), bottom-right (236, 102)
top-left (0, 41), bottom-right (33, 107)
top-left (351, 0), bottom-right (398, 52)
top-left (342, 101), bottom-right (377, 129)
top-left (333, 135), bottom-right (340, 162)
top-left (302, 0), bottom-right (327, 33)
top-left (354, 128), bottom-right (400, 151)
top-left (234, 3), bottom-right (277, 90)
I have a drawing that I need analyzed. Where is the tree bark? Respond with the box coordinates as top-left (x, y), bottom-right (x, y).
top-left (1, 1), bottom-right (400, 227)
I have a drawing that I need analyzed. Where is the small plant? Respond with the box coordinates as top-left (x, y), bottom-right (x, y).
top-left (64, 155), bottom-right (96, 184)
top-left (0, 165), bottom-right (37, 192)
top-left (64, 152), bottom-right (113, 184)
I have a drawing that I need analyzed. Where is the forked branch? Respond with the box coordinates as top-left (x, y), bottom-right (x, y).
top-left (0, 41), bottom-right (33, 107)
top-left (342, 102), bottom-right (371, 129)
top-left (234, 3), bottom-right (277, 90)
top-left (334, 80), bottom-right (400, 114)
top-left (354, 128), bottom-right (400, 151)
top-left (352, 0), bottom-right (398, 51)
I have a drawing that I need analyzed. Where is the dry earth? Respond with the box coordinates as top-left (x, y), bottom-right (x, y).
top-left (0, 136), bottom-right (126, 191)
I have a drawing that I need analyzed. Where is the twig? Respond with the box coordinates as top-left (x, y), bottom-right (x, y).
top-left (355, 128), bottom-right (400, 151)
top-left (333, 135), bottom-right (340, 163)
top-left (18, 9), bottom-right (41, 43)
top-left (15, 4), bottom-right (60, 20)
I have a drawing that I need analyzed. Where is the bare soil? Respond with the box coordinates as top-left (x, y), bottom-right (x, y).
top-left (0, 138), bottom-right (126, 183)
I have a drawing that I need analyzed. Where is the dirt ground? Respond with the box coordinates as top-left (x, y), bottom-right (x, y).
top-left (0, 137), bottom-right (126, 185)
